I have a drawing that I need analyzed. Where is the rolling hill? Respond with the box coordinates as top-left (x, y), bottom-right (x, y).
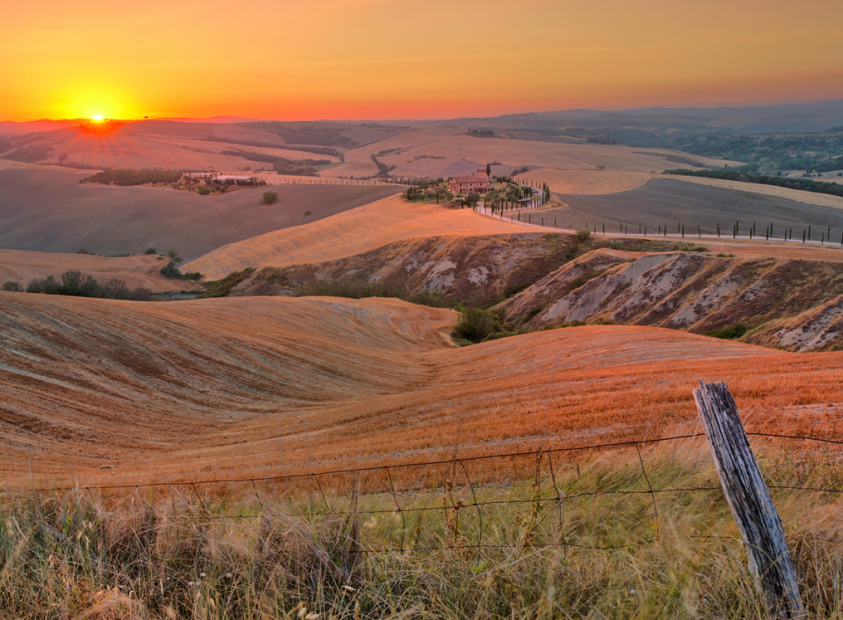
top-left (2, 292), bottom-right (842, 488)
top-left (0, 168), bottom-right (399, 260)
top-left (182, 194), bottom-right (526, 279)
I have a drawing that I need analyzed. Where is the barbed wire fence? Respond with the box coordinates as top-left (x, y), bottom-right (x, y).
top-left (3, 430), bottom-right (842, 557)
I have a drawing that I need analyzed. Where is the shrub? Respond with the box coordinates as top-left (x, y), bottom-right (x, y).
top-left (263, 191), bottom-right (278, 205)
top-left (705, 323), bottom-right (748, 340)
top-left (575, 228), bottom-right (591, 242)
top-left (166, 249), bottom-right (180, 262)
top-left (199, 267), bottom-right (256, 298)
top-left (452, 308), bottom-right (502, 344)
top-left (2, 281), bottom-right (22, 292)
top-left (196, 185), bottom-right (211, 195)
top-left (158, 261), bottom-right (201, 280)
top-left (22, 271), bottom-right (151, 300)
top-left (144, 247), bottom-right (157, 255)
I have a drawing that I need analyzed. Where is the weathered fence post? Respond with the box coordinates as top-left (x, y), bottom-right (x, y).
top-left (693, 381), bottom-right (804, 618)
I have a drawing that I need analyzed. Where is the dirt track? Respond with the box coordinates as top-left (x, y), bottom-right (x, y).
top-left (2, 292), bottom-right (842, 488)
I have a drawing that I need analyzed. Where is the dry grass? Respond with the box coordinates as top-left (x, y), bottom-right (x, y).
top-left (516, 169), bottom-right (653, 194)
top-left (3, 292), bottom-right (843, 489)
top-left (3, 443), bottom-right (843, 619)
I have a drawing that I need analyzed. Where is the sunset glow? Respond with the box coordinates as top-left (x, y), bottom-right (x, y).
top-left (1, 0), bottom-right (842, 121)
top-left (91, 115), bottom-right (104, 122)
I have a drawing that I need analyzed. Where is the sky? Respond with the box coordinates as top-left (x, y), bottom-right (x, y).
top-left (1, 0), bottom-right (842, 122)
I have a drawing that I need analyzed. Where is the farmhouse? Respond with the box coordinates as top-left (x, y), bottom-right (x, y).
top-left (449, 168), bottom-right (492, 194)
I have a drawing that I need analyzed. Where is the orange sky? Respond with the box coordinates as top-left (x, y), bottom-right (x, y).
top-left (1, 0), bottom-right (842, 121)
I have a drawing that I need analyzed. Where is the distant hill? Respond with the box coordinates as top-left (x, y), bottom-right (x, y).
top-left (0, 119), bottom-right (87, 136)
top-left (153, 115), bottom-right (259, 124)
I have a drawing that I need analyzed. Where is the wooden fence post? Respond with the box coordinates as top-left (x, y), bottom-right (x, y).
top-left (693, 381), bottom-right (804, 618)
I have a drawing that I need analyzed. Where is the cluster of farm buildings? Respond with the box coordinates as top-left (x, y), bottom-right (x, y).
top-left (448, 168), bottom-right (492, 194)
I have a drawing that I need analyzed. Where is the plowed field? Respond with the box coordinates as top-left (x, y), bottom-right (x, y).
top-left (2, 292), bottom-right (842, 488)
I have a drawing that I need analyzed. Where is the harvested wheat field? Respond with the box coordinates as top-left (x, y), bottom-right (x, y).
top-left (516, 168), bottom-right (653, 194)
top-left (0, 250), bottom-right (202, 293)
top-left (661, 173), bottom-right (843, 210)
top-left (376, 134), bottom-right (738, 173)
top-left (0, 169), bottom-right (398, 259)
top-left (2, 292), bottom-right (843, 489)
top-left (183, 194), bottom-right (526, 279)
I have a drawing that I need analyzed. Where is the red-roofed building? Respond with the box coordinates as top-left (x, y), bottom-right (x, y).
top-left (449, 169), bottom-right (492, 194)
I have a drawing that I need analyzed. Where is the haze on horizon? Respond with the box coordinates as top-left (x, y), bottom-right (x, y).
top-left (1, 0), bottom-right (842, 123)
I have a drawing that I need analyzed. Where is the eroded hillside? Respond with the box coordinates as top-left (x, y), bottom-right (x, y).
top-left (222, 233), bottom-right (843, 351)
top-left (502, 250), bottom-right (843, 351)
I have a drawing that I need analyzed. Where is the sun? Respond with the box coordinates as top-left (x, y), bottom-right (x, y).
top-left (91, 114), bottom-right (104, 122)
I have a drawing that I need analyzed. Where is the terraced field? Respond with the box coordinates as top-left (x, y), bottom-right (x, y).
top-left (2, 292), bottom-right (843, 489)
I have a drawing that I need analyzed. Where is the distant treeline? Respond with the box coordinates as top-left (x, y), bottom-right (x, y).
top-left (220, 150), bottom-right (330, 176)
top-left (3, 271), bottom-right (152, 301)
top-left (468, 129), bottom-right (495, 137)
top-left (81, 169), bottom-right (183, 186)
top-left (203, 137), bottom-right (342, 159)
top-left (371, 155), bottom-right (395, 177)
top-left (664, 168), bottom-right (843, 198)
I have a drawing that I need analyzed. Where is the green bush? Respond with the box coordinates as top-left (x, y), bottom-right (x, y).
top-left (159, 261), bottom-right (201, 281)
top-left (199, 268), bottom-right (256, 298)
top-left (452, 308), bottom-right (502, 344)
top-left (144, 247), bottom-right (157, 255)
top-left (196, 185), bottom-right (211, 196)
top-left (263, 191), bottom-right (278, 205)
top-left (575, 228), bottom-right (591, 242)
top-left (23, 271), bottom-right (151, 300)
top-left (2, 281), bottom-right (23, 292)
top-left (705, 323), bottom-right (748, 340)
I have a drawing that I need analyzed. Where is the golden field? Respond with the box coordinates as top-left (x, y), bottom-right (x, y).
top-left (2, 292), bottom-right (843, 490)
top-left (182, 194), bottom-right (526, 279)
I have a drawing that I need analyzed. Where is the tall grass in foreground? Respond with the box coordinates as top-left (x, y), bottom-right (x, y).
top-left (3, 445), bottom-right (843, 618)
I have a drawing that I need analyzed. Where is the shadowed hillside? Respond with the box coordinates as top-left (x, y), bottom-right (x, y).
top-left (0, 169), bottom-right (399, 259)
